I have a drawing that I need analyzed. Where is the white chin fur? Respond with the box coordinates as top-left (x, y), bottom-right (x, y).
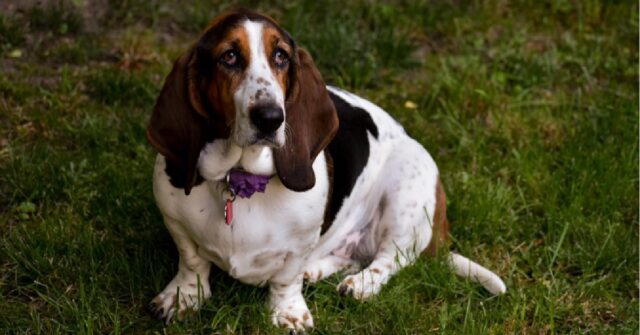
top-left (198, 141), bottom-right (276, 182)
top-left (198, 141), bottom-right (243, 181)
top-left (240, 145), bottom-right (276, 176)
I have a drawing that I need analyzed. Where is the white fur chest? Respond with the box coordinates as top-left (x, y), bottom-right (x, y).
top-left (152, 146), bottom-right (329, 286)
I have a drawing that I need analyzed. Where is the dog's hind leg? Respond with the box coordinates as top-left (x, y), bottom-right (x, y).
top-left (336, 141), bottom-right (438, 300)
top-left (335, 197), bottom-right (433, 300)
top-left (335, 230), bottom-right (420, 300)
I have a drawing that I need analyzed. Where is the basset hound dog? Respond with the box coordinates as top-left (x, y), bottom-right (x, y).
top-left (146, 8), bottom-right (506, 331)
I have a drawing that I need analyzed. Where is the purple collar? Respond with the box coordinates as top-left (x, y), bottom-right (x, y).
top-left (227, 169), bottom-right (271, 199)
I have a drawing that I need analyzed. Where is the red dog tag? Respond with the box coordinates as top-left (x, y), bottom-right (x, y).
top-left (224, 198), bottom-right (233, 225)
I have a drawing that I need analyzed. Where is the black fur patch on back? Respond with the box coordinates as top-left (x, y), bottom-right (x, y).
top-left (322, 90), bottom-right (379, 233)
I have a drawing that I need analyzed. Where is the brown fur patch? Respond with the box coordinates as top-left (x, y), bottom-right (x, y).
top-left (423, 176), bottom-right (451, 257)
top-left (262, 25), bottom-right (292, 94)
top-left (166, 294), bottom-right (177, 310)
top-left (371, 268), bottom-right (381, 274)
top-left (151, 295), bottom-right (164, 306)
top-left (178, 308), bottom-right (187, 320)
top-left (285, 315), bottom-right (298, 325)
top-left (205, 26), bottom-right (250, 127)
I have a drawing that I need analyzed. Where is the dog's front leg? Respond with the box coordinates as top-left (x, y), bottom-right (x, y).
top-left (269, 275), bottom-right (313, 331)
top-left (150, 216), bottom-right (212, 323)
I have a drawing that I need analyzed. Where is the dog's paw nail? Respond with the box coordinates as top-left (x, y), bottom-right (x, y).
top-left (178, 308), bottom-right (187, 320)
top-left (338, 284), bottom-right (351, 296)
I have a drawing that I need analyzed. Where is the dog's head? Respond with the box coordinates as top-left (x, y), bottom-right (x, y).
top-left (147, 8), bottom-right (338, 194)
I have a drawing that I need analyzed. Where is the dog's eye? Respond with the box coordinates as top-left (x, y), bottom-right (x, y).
top-left (273, 49), bottom-right (289, 68)
top-left (220, 50), bottom-right (239, 68)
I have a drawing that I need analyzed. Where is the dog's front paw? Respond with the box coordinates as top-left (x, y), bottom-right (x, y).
top-left (149, 279), bottom-right (211, 323)
top-left (271, 301), bottom-right (314, 331)
top-left (269, 287), bottom-right (313, 331)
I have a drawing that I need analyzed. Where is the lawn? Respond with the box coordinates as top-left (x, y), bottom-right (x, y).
top-left (0, 0), bottom-right (637, 334)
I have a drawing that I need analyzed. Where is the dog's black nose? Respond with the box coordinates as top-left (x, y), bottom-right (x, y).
top-left (250, 105), bottom-right (284, 134)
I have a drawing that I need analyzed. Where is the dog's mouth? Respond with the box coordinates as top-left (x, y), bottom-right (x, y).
top-left (247, 133), bottom-right (283, 148)
top-left (231, 133), bottom-right (278, 149)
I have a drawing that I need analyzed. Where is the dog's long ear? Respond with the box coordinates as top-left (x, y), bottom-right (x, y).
top-left (274, 48), bottom-right (339, 192)
top-left (146, 49), bottom-right (212, 195)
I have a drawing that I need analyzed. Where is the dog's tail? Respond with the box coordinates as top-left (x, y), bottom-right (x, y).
top-left (448, 252), bottom-right (507, 295)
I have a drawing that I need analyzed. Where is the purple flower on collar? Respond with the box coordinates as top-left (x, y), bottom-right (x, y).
top-left (228, 169), bottom-right (271, 199)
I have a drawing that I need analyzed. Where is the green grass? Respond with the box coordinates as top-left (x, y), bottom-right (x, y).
top-left (0, 0), bottom-right (637, 333)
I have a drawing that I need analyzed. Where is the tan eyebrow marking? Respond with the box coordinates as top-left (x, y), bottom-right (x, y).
top-left (203, 24), bottom-right (251, 126)
top-left (261, 25), bottom-right (291, 95)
